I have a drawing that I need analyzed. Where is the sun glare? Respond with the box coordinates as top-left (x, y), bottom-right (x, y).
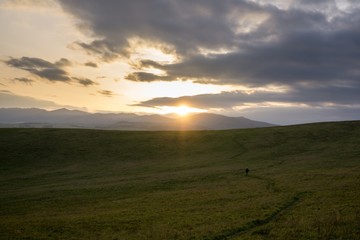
top-left (160, 105), bottom-right (207, 116)
top-left (175, 105), bottom-right (193, 116)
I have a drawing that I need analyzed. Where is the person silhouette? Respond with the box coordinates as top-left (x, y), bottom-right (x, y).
top-left (245, 168), bottom-right (250, 176)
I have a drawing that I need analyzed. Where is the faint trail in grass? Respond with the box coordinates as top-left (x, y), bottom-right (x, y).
top-left (204, 192), bottom-right (307, 240)
top-left (214, 133), bottom-right (304, 240)
top-left (230, 135), bottom-right (248, 159)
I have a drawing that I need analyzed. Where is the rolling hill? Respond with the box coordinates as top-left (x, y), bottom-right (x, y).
top-left (0, 121), bottom-right (359, 239)
top-left (0, 108), bottom-right (274, 130)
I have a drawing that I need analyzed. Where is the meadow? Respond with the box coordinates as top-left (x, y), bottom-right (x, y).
top-left (0, 121), bottom-right (359, 239)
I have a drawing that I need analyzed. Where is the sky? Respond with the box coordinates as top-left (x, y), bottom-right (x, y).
top-left (1, 0), bottom-right (360, 125)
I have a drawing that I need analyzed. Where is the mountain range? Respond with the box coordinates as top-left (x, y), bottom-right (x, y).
top-left (0, 108), bottom-right (275, 130)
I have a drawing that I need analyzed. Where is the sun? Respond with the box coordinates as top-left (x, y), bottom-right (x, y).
top-left (159, 105), bottom-right (207, 116)
top-left (174, 105), bottom-right (194, 116)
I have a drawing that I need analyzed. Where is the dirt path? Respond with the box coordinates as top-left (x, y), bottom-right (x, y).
top-left (203, 133), bottom-right (307, 240)
top-left (204, 192), bottom-right (306, 240)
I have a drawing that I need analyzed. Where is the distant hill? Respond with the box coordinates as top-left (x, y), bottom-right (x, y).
top-left (0, 108), bottom-right (275, 130)
top-left (183, 113), bottom-right (274, 130)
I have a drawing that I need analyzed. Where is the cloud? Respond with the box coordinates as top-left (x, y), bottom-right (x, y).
top-left (74, 77), bottom-right (97, 87)
top-left (55, 58), bottom-right (72, 67)
top-left (57, 0), bottom-right (265, 58)
top-left (4, 56), bottom-right (99, 87)
top-left (123, 8), bottom-right (360, 89)
top-left (0, 90), bottom-right (11, 93)
top-left (134, 84), bottom-right (360, 109)
top-left (57, 0), bottom-right (360, 89)
top-left (125, 72), bottom-right (171, 82)
top-left (0, 90), bottom-right (65, 109)
top-left (52, 0), bottom-right (360, 123)
top-left (158, 26), bottom-right (360, 87)
top-left (84, 61), bottom-right (98, 68)
top-left (12, 77), bottom-right (34, 85)
top-left (1, 0), bottom-right (57, 9)
top-left (5, 57), bottom-right (71, 82)
top-left (98, 90), bottom-right (116, 97)
top-left (72, 40), bottom-right (121, 62)
top-left (56, 0), bottom-right (352, 59)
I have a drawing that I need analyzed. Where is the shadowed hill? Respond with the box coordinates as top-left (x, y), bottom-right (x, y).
top-left (0, 121), bottom-right (359, 239)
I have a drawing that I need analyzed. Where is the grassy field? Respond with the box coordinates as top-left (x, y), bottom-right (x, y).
top-left (0, 121), bottom-right (359, 239)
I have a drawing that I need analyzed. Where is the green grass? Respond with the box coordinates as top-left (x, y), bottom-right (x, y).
top-left (0, 122), bottom-right (359, 239)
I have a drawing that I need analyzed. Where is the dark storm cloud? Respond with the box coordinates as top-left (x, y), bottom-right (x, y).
top-left (125, 6), bottom-right (360, 87)
top-left (5, 57), bottom-right (71, 82)
top-left (158, 27), bottom-right (360, 86)
top-left (57, 0), bottom-right (360, 118)
top-left (57, 0), bottom-right (360, 86)
top-left (58, 0), bottom-right (265, 58)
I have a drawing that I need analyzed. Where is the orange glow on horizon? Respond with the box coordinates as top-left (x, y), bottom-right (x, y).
top-left (159, 105), bottom-right (207, 116)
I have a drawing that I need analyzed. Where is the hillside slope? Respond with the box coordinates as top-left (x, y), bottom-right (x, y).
top-left (0, 122), bottom-right (359, 239)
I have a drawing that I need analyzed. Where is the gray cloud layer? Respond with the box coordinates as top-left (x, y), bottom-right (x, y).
top-left (135, 84), bottom-right (360, 109)
top-left (134, 87), bottom-right (360, 124)
top-left (58, 0), bottom-right (256, 59)
top-left (57, 0), bottom-right (360, 84)
top-left (56, 0), bottom-right (360, 121)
